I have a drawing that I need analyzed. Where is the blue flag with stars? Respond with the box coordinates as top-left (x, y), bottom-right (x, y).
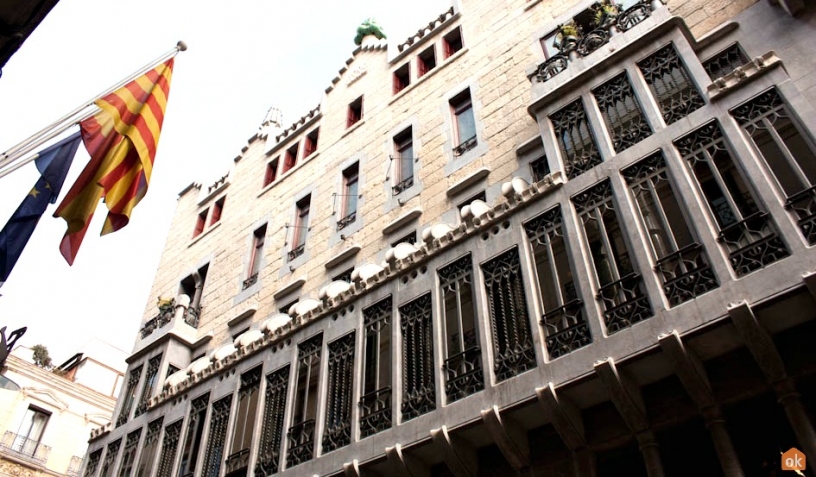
top-left (0, 133), bottom-right (82, 286)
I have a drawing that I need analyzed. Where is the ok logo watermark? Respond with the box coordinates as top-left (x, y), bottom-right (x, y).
top-left (782, 447), bottom-right (806, 473)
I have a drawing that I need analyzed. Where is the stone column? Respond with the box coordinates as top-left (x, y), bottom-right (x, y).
top-left (636, 432), bottom-right (665, 477)
top-left (702, 407), bottom-right (744, 477)
top-left (775, 379), bottom-right (816, 466)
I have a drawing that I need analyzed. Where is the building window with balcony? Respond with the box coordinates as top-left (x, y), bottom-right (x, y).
top-left (225, 367), bottom-right (261, 477)
top-left (400, 293), bottom-right (435, 421)
top-left (99, 439), bottom-right (121, 477)
top-left (337, 163), bottom-right (359, 230)
top-left (156, 419), bottom-right (182, 477)
top-left (323, 332), bottom-right (356, 453)
top-left (551, 98), bottom-right (602, 179)
top-left (593, 72), bottom-right (651, 153)
top-left (530, 155), bottom-right (550, 183)
top-left (287, 334), bottom-right (322, 468)
top-left (638, 43), bottom-right (705, 125)
top-left (572, 180), bottom-right (653, 333)
top-left (393, 63), bottom-right (410, 94)
top-left (135, 417), bottom-right (163, 477)
top-left (524, 206), bottom-right (591, 360)
top-left (347, 96), bottom-right (363, 128)
top-left (622, 152), bottom-right (719, 306)
top-left (304, 128), bottom-right (319, 158)
top-left (178, 393), bottom-right (210, 477)
top-left (117, 429), bottom-right (142, 477)
top-left (418, 46), bottom-right (436, 77)
top-left (732, 88), bottom-right (816, 245)
top-left (451, 89), bottom-right (477, 156)
top-left (360, 296), bottom-right (392, 438)
top-left (289, 195), bottom-right (311, 261)
top-left (282, 143), bottom-right (298, 174)
top-left (202, 396), bottom-right (232, 477)
top-left (675, 121), bottom-right (790, 276)
top-left (244, 224), bottom-right (267, 290)
top-left (180, 264), bottom-right (208, 328)
top-left (703, 43), bottom-right (749, 80)
top-left (392, 128), bottom-right (415, 195)
top-left (209, 197), bottom-right (225, 225)
top-left (255, 365), bottom-right (290, 476)
top-left (134, 354), bottom-right (162, 417)
top-left (193, 209), bottom-right (208, 238)
top-left (438, 254), bottom-right (484, 402)
top-left (116, 365), bottom-right (143, 427)
top-left (8, 406), bottom-right (50, 462)
top-left (444, 27), bottom-right (463, 58)
top-left (263, 158), bottom-right (279, 187)
top-left (481, 247), bottom-right (537, 381)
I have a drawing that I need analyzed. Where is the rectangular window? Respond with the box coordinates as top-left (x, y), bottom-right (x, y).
top-left (550, 98), bottom-right (602, 179)
top-left (638, 43), bottom-right (705, 125)
top-left (481, 247), bottom-right (536, 381)
top-left (304, 128), bottom-right (319, 157)
top-left (155, 420), bottom-right (182, 477)
top-left (178, 393), bottom-right (210, 477)
top-left (332, 268), bottom-right (354, 283)
top-left (279, 300), bottom-right (297, 315)
top-left (255, 365), bottom-right (290, 476)
top-left (134, 417), bottom-right (163, 477)
top-left (289, 195), bottom-right (311, 261)
top-left (400, 293), bottom-right (435, 421)
top-left (117, 429), bottom-right (142, 477)
top-left (732, 88), bottom-right (816, 244)
top-left (245, 224), bottom-right (267, 290)
top-left (99, 439), bottom-right (122, 477)
top-left (703, 43), bottom-right (749, 80)
top-left (530, 156), bottom-right (550, 183)
top-left (323, 332), bottom-right (356, 452)
top-left (451, 90), bottom-right (477, 156)
top-left (209, 198), bottom-right (224, 225)
top-left (444, 27), bottom-right (463, 58)
top-left (391, 230), bottom-right (416, 248)
top-left (622, 152), bottom-right (718, 306)
top-left (347, 96), bottom-right (363, 128)
top-left (337, 163), bottom-right (359, 230)
top-left (13, 406), bottom-right (49, 457)
top-left (675, 121), bottom-right (789, 276)
top-left (418, 46), bottom-right (436, 77)
top-left (134, 354), bottom-right (162, 417)
top-left (225, 367), bottom-right (262, 476)
top-left (282, 144), bottom-right (298, 174)
top-left (263, 158), bottom-right (279, 187)
top-left (84, 449), bottom-right (102, 477)
top-left (393, 128), bottom-right (414, 195)
top-left (193, 209), bottom-right (208, 238)
top-left (572, 180), bottom-right (653, 333)
top-left (287, 334), bottom-right (322, 467)
top-left (180, 264), bottom-right (208, 328)
top-left (360, 297), bottom-right (392, 438)
top-left (116, 365), bottom-right (143, 427)
top-left (393, 64), bottom-right (410, 94)
top-left (592, 72), bottom-right (651, 153)
top-left (524, 206), bottom-right (591, 359)
top-left (201, 395), bottom-right (232, 477)
top-left (439, 255), bottom-right (483, 402)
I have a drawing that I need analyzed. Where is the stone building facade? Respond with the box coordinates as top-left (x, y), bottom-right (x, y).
top-left (85, 0), bottom-right (816, 475)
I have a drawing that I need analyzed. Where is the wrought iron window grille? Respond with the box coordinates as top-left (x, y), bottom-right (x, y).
top-left (83, 450), bottom-right (102, 477)
top-left (135, 417), bottom-right (163, 477)
top-left (359, 387), bottom-right (392, 438)
top-left (288, 244), bottom-right (305, 262)
top-left (453, 135), bottom-right (478, 156)
top-left (99, 439), bottom-right (121, 477)
top-left (638, 43), bottom-right (705, 125)
top-left (0, 431), bottom-right (51, 464)
top-left (400, 293), bottom-right (436, 421)
top-left (392, 176), bottom-right (415, 195)
top-left (201, 396), bottom-right (232, 477)
top-left (360, 297), bottom-right (393, 437)
top-left (336, 211), bottom-right (357, 230)
top-left (703, 43), bottom-right (749, 80)
top-left (135, 354), bottom-right (162, 417)
top-left (116, 365), bottom-right (143, 427)
top-left (286, 419), bottom-right (316, 468)
top-left (551, 99), bottom-right (603, 179)
top-left (155, 420), bottom-right (182, 477)
top-left (593, 73), bottom-right (652, 152)
top-left (323, 332), bottom-right (355, 453)
top-left (255, 365), bottom-right (290, 476)
top-left (242, 273), bottom-right (258, 290)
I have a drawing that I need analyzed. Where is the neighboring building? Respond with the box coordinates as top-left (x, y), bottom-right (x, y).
top-left (86, 0), bottom-right (816, 476)
top-left (0, 342), bottom-right (125, 477)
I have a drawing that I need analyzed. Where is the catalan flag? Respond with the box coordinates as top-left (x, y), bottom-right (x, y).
top-left (54, 58), bottom-right (174, 264)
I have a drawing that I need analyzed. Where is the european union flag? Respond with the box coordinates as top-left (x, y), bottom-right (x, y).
top-left (0, 133), bottom-right (82, 286)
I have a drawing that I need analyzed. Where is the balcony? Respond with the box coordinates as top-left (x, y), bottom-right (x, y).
top-left (444, 345), bottom-right (484, 402)
top-left (0, 431), bottom-right (50, 465)
top-left (66, 455), bottom-right (83, 477)
top-left (597, 272), bottom-right (652, 334)
top-left (654, 243), bottom-right (718, 306)
top-left (288, 244), bottom-right (305, 262)
top-left (717, 211), bottom-right (789, 277)
top-left (242, 273), bottom-right (258, 290)
top-left (336, 211), bottom-right (357, 231)
top-left (784, 184), bottom-right (816, 245)
top-left (139, 307), bottom-right (174, 338)
top-left (359, 387), bottom-right (392, 438)
top-left (286, 419), bottom-right (315, 467)
top-left (541, 299), bottom-right (592, 359)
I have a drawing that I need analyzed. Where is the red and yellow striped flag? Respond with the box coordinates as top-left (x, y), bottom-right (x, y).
top-left (54, 58), bottom-right (174, 264)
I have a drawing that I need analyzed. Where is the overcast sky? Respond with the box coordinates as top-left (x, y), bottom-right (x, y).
top-left (0, 0), bottom-right (448, 363)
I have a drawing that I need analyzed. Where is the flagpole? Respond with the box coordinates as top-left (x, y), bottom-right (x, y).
top-left (0, 41), bottom-right (187, 172)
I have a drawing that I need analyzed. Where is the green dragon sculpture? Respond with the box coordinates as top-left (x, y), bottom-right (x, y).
top-left (354, 18), bottom-right (387, 46)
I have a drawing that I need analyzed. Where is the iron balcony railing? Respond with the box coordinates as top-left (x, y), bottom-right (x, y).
top-left (0, 431), bottom-right (50, 465)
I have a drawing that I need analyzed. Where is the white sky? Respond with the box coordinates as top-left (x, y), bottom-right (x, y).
top-left (0, 0), bottom-right (448, 363)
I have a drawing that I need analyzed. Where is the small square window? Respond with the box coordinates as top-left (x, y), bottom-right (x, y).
top-left (393, 64), bottom-right (410, 94)
top-left (210, 198), bottom-right (225, 225)
top-left (391, 230), bottom-right (417, 248)
top-left (263, 158), bottom-right (279, 187)
top-left (418, 46), bottom-right (437, 77)
top-left (283, 144), bottom-right (299, 173)
top-left (279, 300), bottom-right (297, 315)
top-left (193, 209), bottom-right (208, 238)
top-left (444, 27), bottom-right (463, 58)
top-left (304, 128), bottom-right (319, 157)
top-left (347, 97), bottom-right (363, 128)
top-left (530, 156), bottom-right (550, 182)
top-left (332, 268), bottom-right (354, 283)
